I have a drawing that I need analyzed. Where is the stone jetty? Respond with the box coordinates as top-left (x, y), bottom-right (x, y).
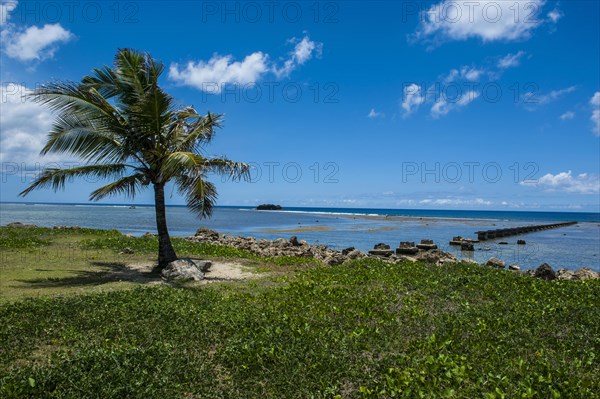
top-left (475, 221), bottom-right (577, 241)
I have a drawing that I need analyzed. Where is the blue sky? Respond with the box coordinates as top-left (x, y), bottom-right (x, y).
top-left (1, 0), bottom-right (599, 211)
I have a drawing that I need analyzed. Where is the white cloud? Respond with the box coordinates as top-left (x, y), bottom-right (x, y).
top-left (367, 109), bottom-right (384, 119)
top-left (591, 92), bottom-right (600, 136)
top-left (413, 0), bottom-right (548, 45)
top-left (498, 51), bottom-right (526, 69)
top-left (169, 34), bottom-right (322, 92)
top-left (3, 23), bottom-right (73, 61)
top-left (419, 197), bottom-right (492, 206)
top-left (444, 66), bottom-right (482, 82)
top-left (559, 111), bottom-right (575, 120)
top-left (524, 86), bottom-right (576, 106)
top-left (0, 83), bottom-right (57, 164)
top-left (401, 84), bottom-right (425, 116)
top-left (0, 0), bottom-right (17, 26)
top-left (431, 90), bottom-right (479, 118)
top-left (273, 35), bottom-right (323, 78)
top-left (521, 171), bottom-right (600, 194)
top-left (547, 8), bottom-right (563, 23)
top-left (169, 52), bottom-right (269, 93)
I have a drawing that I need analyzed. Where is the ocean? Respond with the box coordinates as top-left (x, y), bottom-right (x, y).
top-left (1, 202), bottom-right (599, 271)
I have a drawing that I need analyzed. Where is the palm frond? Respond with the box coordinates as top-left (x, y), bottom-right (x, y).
top-left (89, 173), bottom-right (149, 201)
top-left (19, 164), bottom-right (128, 197)
top-left (176, 175), bottom-right (217, 218)
top-left (204, 158), bottom-right (251, 182)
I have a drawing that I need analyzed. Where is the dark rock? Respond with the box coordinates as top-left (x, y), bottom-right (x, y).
top-left (6, 222), bottom-right (37, 228)
top-left (374, 243), bottom-right (391, 250)
top-left (161, 258), bottom-right (205, 282)
top-left (289, 236), bottom-right (300, 246)
top-left (256, 204), bottom-right (282, 210)
top-left (195, 227), bottom-right (219, 240)
top-left (498, 241), bottom-right (508, 245)
top-left (508, 264), bottom-right (521, 271)
top-left (517, 239), bottom-right (526, 245)
top-left (460, 242), bottom-right (474, 251)
top-left (341, 247), bottom-right (355, 255)
top-left (368, 249), bottom-right (393, 257)
top-left (486, 257), bottom-right (506, 268)
top-left (534, 263), bottom-right (556, 281)
top-left (396, 247), bottom-right (419, 255)
top-left (417, 239), bottom-right (437, 250)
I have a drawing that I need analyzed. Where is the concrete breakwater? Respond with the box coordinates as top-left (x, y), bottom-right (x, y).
top-left (475, 221), bottom-right (577, 241)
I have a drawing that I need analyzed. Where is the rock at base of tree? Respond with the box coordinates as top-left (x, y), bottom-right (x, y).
top-left (161, 258), bottom-right (209, 282)
top-left (486, 257), bottom-right (506, 268)
top-left (534, 263), bottom-right (556, 281)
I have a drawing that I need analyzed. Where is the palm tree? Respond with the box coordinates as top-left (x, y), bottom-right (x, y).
top-left (20, 49), bottom-right (249, 270)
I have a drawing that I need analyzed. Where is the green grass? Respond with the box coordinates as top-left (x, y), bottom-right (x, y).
top-left (1, 227), bottom-right (599, 398)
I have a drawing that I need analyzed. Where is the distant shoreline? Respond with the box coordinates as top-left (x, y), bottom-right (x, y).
top-left (2, 201), bottom-right (599, 223)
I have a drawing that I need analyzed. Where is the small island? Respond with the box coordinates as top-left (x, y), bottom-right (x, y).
top-left (256, 204), bottom-right (283, 210)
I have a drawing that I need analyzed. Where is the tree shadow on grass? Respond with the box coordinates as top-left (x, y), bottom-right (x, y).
top-left (16, 262), bottom-right (160, 289)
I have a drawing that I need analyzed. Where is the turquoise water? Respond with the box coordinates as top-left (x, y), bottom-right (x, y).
top-left (1, 203), bottom-right (599, 271)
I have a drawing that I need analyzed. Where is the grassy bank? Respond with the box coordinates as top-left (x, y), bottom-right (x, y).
top-left (1, 227), bottom-right (599, 398)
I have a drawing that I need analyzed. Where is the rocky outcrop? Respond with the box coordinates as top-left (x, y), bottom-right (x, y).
top-left (53, 225), bottom-right (81, 230)
top-left (486, 257), bottom-right (506, 269)
top-left (256, 204), bottom-right (282, 210)
top-left (557, 267), bottom-right (599, 281)
top-left (6, 222), bottom-right (38, 228)
top-left (188, 229), bottom-right (599, 279)
top-left (534, 263), bottom-right (556, 281)
top-left (161, 258), bottom-right (211, 282)
top-left (189, 231), bottom-right (460, 266)
top-left (416, 239), bottom-right (437, 251)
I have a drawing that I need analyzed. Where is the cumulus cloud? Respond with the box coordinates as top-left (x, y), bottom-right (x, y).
top-left (169, 34), bottom-right (322, 92)
top-left (497, 51), bottom-right (526, 69)
top-left (0, 83), bottom-right (56, 164)
top-left (367, 109), bottom-right (384, 119)
top-left (1, 2), bottom-right (73, 62)
top-left (3, 23), bottom-right (72, 61)
top-left (521, 171), bottom-right (600, 194)
top-left (413, 0), bottom-right (548, 46)
top-left (169, 52), bottom-right (269, 93)
top-left (559, 111), bottom-right (575, 120)
top-left (591, 92), bottom-right (600, 136)
top-left (401, 84), bottom-right (425, 116)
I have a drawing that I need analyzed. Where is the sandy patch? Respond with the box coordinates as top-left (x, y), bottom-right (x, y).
top-left (122, 260), bottom-right (258, 284)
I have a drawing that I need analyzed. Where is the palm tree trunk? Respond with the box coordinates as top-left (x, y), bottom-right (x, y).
top-left (153, 182), bottom-right (177, 270)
